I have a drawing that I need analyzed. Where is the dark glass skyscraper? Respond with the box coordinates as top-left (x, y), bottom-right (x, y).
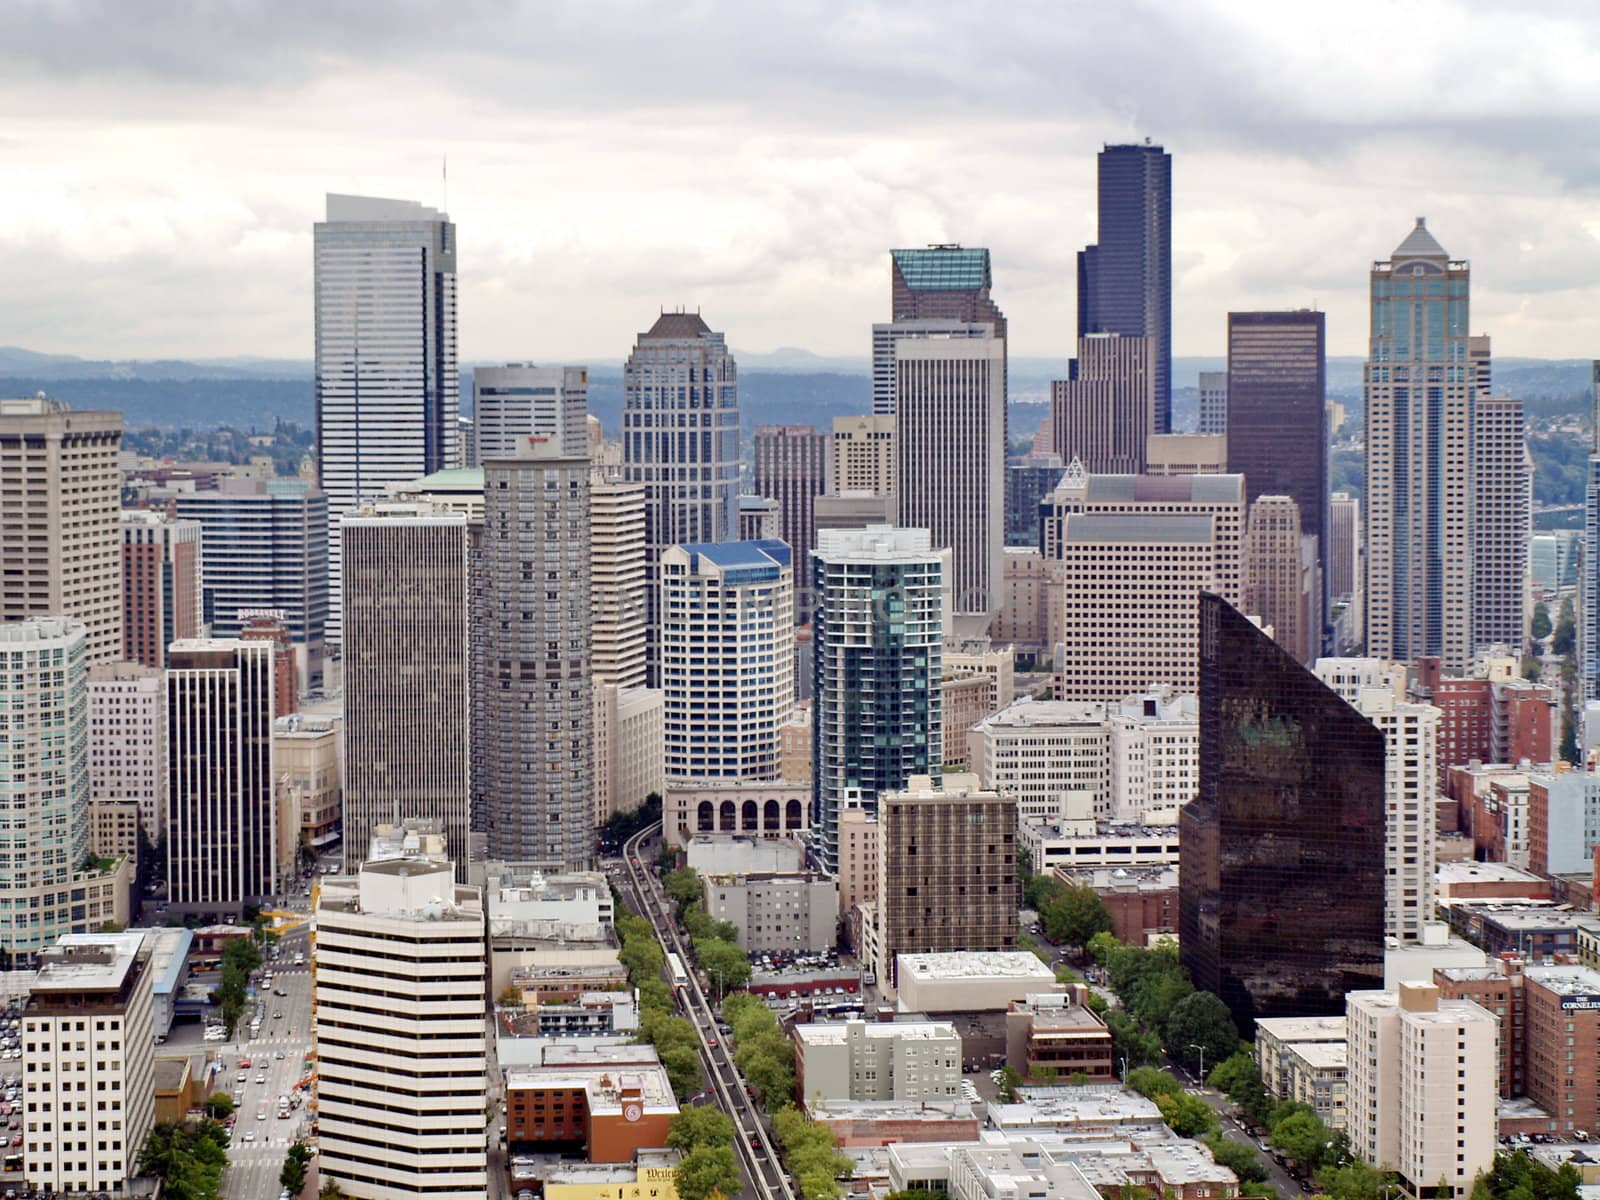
top-left (1077, 143), bottom-right (1172, 434)
top-left (1179, 593), bottom-right (1385, 1031)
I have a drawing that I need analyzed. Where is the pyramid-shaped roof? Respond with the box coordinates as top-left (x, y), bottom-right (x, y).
top-left (1392, 217), bottom-right (1447, 261)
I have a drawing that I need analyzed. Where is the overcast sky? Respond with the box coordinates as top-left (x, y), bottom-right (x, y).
top-left (4, 0), bottom-right (1600, 363)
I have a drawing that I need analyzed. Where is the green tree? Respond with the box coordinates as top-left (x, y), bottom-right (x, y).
top-left (1271, 1109), bottom-right (1334, 1171)
top-left (1105, 1008), bottom-right (1163, 1072)
top-left (201, 1092), bottom-right (235, 1119)
top-left (667, 1106), bottom-right (736, 1152)
top-left (1562, 712), bottom-right (1580, 765)
top-left (1156, 1090), bottom-right (1219, 1137)
top-left (694, 936), bottom-right (752, 993)
top-left (1533, 602), bottom-right (1553, 640)
top-left (887, 1190), bottom-right (947, 1200)
top-left (1041, 884), bottom-right (1114, 949)
top-left (320, 1181), bottom-right (349, 1200)
top-left (1165, 991), bottom-right (1240, 1075)
top-left (995, 1065), bottom-right (1023, 1101)
top-left (1125, 1066), bottom-right (1185, 1100)
top-left (1087, 930), bottom-right (1120, 964)
top-left (664, 868), bottom-right (703, 913)
top-left (1554, 597), bottom-right (1577, 656)
top-left (1207, 1051), bottom-right (1271, 1125)
top-left (1481, 1148), bottom-right (1581, 1200)
top-left (1315, 1160), bottom-right (1392, 1200)
top-left (1128, 968), bottom-right (1193, 1033)
top-left (1523, 655), bottom-right (1543, 682)
top-left (1204, 1136), bottom-right (1269, 1184)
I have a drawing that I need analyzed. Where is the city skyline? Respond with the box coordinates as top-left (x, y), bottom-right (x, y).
top-left (6, 5), bottom-right (1600, 364)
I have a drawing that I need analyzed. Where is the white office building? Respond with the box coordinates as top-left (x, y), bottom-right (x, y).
top-left (88, 661), bottom-right (167, 842)
top-left (316, 823), bottom-right (488, 1200)
top-left (314, 193), bottom-right (457, 645)
top-left (473, 364), bottom-right (589, 461)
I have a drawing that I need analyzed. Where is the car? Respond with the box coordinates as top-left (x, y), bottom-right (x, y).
top-left (240, 1058), bottom-right (252, 1068)
top-left (257, 1109), bottom-right (267, 1121)
top-left (274, 1011), bottom-right (285, 1019)
top-left (236, 1072), bottom-right (246, 1083)
top-left (254, 1073), bottom-right (266, 1084)
top-left (274, 1050), bottom-right (285, 1060)
top-left (7, 1135), bottom-right (16, 1147)
top-left (242, 1131), bottom-right (255, 1143)
top-left (281, 1190), bottom-right (293, 1200)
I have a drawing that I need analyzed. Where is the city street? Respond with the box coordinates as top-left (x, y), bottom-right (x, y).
top-left (1185, 1078), bottom-right (1303, 1198)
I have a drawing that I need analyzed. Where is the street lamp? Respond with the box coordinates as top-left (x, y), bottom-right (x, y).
top-left (1119, 1056), bottom-right (1129, 1080)
top-left (1189, 1043), bottom-right (1206, 1082)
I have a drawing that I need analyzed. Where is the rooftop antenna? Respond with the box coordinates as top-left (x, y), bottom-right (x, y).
top-left (442, 154), bottom-right (448, 213)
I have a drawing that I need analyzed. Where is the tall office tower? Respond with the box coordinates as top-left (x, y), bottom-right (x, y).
top-left (120, 510), bottom-right (202, 668)
top-left (314, 193), bottom-right (457, 645)
top-left (1470, 333), bottom-right (1493, 395)
top-left (753, 424), bottom-right (829, 622)
top-left (316, 822), bottom-right (487, 1200)
top-left (477, 438), bottom-right (593, 867)
top-left (1053, 512), bottom-right (1219, 703)
top-left (1198, 370), bottom-right (1227, 435)
top-left (1473, 395), bottom-right (1530, 654)
top-left (173, 478), bottom-right (329, 689)
top-left (0, 397), bottom-right (123, 663)
top-left (811, 526), bottom-right (946, 873)
top-left (593, 682), bottom-right (666, 827)
top-left (457, 414), bottom-right (475, 468)
top-left (1243, 495), bottom-right (1319, 665)
top-left (1587, 362), bottom-right (1600, 701)
top-left (1329, 493), bottom-right (1362, 600)
top-left (165, 639), bottom-right (276, 916)
top-left (877, 245), bottom-right (1007, 415)
top-left (1180, 593), bottom-right (1386, 1029)
top-left (1050, 334), bottom-right (1156, 473)
top-left (340, 504), bottom-right (473, 877)
top-left (660, 540), bottom-right (796, 780)
top-left (473, 363), bottom-right (589, 461)
top-left (1005, 464), bottom-right (1066, 549)
top-left (590, 477), bottom-right (649, 688)
top-left (1226, 310), bottom-right (1328, 644)
top-left (895, 331), bottom-right (1006, 620)
top-left (0, 618), bottom-right (91, 962)
top-left (1077, 142), bottom-right (1173, 433)
top-left (832, 414), bottom-right (896, 495)
top-left (1041, 466), bottom-right (1246, 605)
top-left (88, 662), bottom-right (166, 842)
top-left (22, 932), bottom-right (155, 1194)
top-left (738, 495), bottom-right (780, 541)
top-left (622, 313), bottom-right (741, 680)
top-left (240, 613), bottom-right (299, 718)
top-left (1364, 219), bottom-right (1476, 670)
top-left (876, 775), bottom-right (1017, 992)
top-left (1313, 658), bottom-right (1441, 943)
top-left (1346, 983), bottom-right (1496, 1197)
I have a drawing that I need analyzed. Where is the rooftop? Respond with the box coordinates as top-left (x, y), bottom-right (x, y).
top-left (892, 246), bottom-right (991, 291)
top-left (976, 700), bottom-right (1108, 731)
top-left (1287, 1042), bottom-right (1347, 1070)
top-left (31, 932), bottom-right (145, 994)
top-left (676, 538), bottom-right (793, 575)
top-left (504, 1063), bottom-right (678, 1115)
top-left (898, 952), bottom-right (1057, 981)
top-left (1436, 861), bottom-right (1544, 885)
top-left (1061, 513), bottom-right (1215, 544)
top-left (1391, 217), bottom-right (1448, 261)
top-left (1253, 1015), bottom-right (1347, 1043)
top-left (988, 1084), bottom-right (1162, 1127)
top-left (152, 1057), bottom-right (191, 1093)
top-left (794, 1018), bottom-right (957, 1045)
top-left (1526, 964), bottom-right (1600, 997)
top-left (810, 1097), bottom-right (977, 1122)
top-left (408, 467), bottom-right (485, 492)
top-left (643, 311), bottom-right (714, 340)
top-left (1062, 472), bottom-right (1244, 506)
top-left (325, 193), bottom-right (447, 223)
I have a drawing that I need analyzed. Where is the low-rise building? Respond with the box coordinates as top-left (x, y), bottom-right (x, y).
top-left (505, 1048), bottom-right (678, 1164)
top-left (1435, 861), bottom-right (1552, 904)
top-left (542, 1148), bottom-right (682, 1200)
top-left (983, 1084), bottom-right (1163, 1135)
top-left (89, 798), bottom-right (142, 867)
top-left (1056, 867), bottom-right (1178, 945)
top-left (809, 1098), bottom-right (980, 1148)
top-left (1528, 768), bottom-right (1600, 877)
top-left (1254, 1016), bottom-right (1347, 1101)
top-left (153, 1056), bottom-right (196, 1125)
top-left (1446, 904), bottom-right (1600, 959)
top-left (129, 925), bottom-right (193, 1038)
top-left (795, 1019), bottom-right (962, 1104)
top-left (683, 835), bottom-right (807, 876)
top-left (701, 872), bottom-right (838, 952)
top-left (482, 864), bottom-right (618, 996)
top-left (1285, 1041), bottom-right (1347, 1131)
top-left (1020, 809), bottom-right (1181, 873)
top-left (273, 711), bottom-right (343, 853)
top-left (1005, 989), bottom-right (1114, 1082)
top-left (663, 781), bottom-right (809, 848)
top-left (896, 951), bottom-right (1060, 1014)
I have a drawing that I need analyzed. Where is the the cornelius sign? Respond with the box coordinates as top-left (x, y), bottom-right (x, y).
top-left (1560, 995), bottom-right (1600, 1011)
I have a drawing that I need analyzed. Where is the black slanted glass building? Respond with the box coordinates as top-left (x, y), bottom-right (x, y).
top-left (1179, 592), bottom-right (1385, 1032)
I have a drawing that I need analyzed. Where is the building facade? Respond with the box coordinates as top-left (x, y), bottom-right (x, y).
top-left (1243, 495), bottom-right (1319, 665)
top-left (879, 245), bottom-right (1007, 417)
top-left (753, 424), bottom-right (829, 622)
top-left (473, 363), bottom-right (588, 461)
top-left (1198, 370), bottom-right (1227, 435)
top-left (0, 397), bottom-right (124, 663)
top-left (590, 477), bottom-right (649, 690)
top-left (88, 661), bottom-right (167, 842)
top-left (593, 683), bottom-right (665, 827)
top-left (832, 414), bottom-right (896, 496)
top-left (1473, 394), bottom-right (1530, 655)
top-left (314, 193), bottom-right (457, 645)
top-left (1050, 334), bottom-right (1155, 475)
top-left (120, 509), bottom-right (202, 669)
top-left (795, 1019), bottom-right (962, 1103)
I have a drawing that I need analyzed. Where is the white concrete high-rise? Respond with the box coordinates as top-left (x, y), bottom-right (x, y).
top-left (340, 504), bottom-right (472, 877)
top-left (472, 364), bottom-right (588, 461)
top-left (589, 477), bottom-right (648, 689)
top-left (88, 662), bottom-right (167, 842)
top-left (22, 931), bottom-right (154, 1195)
top-left (1198, 370), bottom-right (1227, 435)
top-left (593, 683), bottom-right (666, 828)
top-left (165, 639), bottom-right (277, 916)
top-left (476, 438), bottom-right (593, 867)
top-left (314, 193), bottom-right (458, 645)
top-left (894, 331), bottom-right (1006, 620)
top-left (1314, 657), bottom-right (1440, 943)
top-left (811, 527), bottom-right (946, 873)
top-left (0, 398), bottom-right (124, 663)
top-left (1346, 982), bottom-right (1495, 1197)
top-left (622, 312), bottom-right (741, 681)
top-left (872, 319), bottom-right (996, 417)
top-left (0, 618), bottom-right (91, 961)
top-left (316, 822), bottom-right (488, 1200)
top-left (1364, 220), bottom-right (1476, 670)
top-left (660, 540), bottom-right (795, 781)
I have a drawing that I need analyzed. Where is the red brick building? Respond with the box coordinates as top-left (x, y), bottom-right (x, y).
top-left (1004, 987), bottom-right (1114, 1082)
top-left (504, 1061), bottom-right (677, 1163)
top-left (1414, 658), bottom-right (1557, 790)
top-left (1056, 867), bottom-right (1176, 945)
top-left (121, 511), bottom-right (202, 668)
top-left (240, 614), bottom-right (298, 717)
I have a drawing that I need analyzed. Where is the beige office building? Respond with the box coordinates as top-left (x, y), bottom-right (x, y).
top-left (895, 334), bottom-right (1006, 619)
top-left (837, 807), bottom-right (879, 915)
top-left (779, 705), bottom-right (812, 784)
top-left (340, 505), bottom-right (472, 876)
top-left (0, 397), bottom-right (124, 663)
top-left (832, 414), bottom-right (896, 496)
top-left (1473, 394), bottom-right (1530, 656)
top-left (1346, 982), bottom-right (1494, 1197)
top-left (88, 661), bottom-right (167, 841)
top-left (22, 932), bottom-right (155, 1194)
top-left (1050, 333), bottom-right (1155, 475)
top-left (590, 477), bottom-right (649, 689)
top-left (273, 712), bottom-right (344, 854)
top-left (1144, 432), bottom-right (1227, 477)
top-left (1243, 494), bottom-right (1320, 665)
top-left (1053, 513), bottom-right (1219, 704)
top-left (996, 548), bottom-right (1052, 654)
top-left (594, 682), bottom-right (665, 826)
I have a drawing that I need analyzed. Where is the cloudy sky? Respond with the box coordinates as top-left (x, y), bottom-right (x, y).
top-left (4, 0), bottom-right (1600, 363)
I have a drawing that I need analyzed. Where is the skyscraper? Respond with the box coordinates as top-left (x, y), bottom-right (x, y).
top-left (165, 638), bottom-right (277, 917)
top-left (1586, 363), bottom-right (1600, 701)
top-left (0, 618), bottom-right (91, 962)
top-left (473, 363), bottom-right (588, 461)
top-left (120, 510), bottom-right (202, 669)
top-left (1243, 495), bottom-right (1319, 666)
top-left (1329, 493), bottom-right (1362, 601)
top-left (314, 193), bottom-right (457, 645)
top-left (88, 662), bottom-right (167, 843)
top-left (811, 526), bottom-right (945, 874)
top-left (895, 331), bottom-right (1006, 619)
top-left (832, 414), bottom-right (896, 496)
top-left (753, 425), bottom-right (829, 622)
top-left (0, 397), bottom-right (124, 664)
top-left (1473, 394), bottom-right (1530, 655)
top-left (1179, 593), bottom-right (1386, 1030)
top-left (660, 540), bottom-right (795, 780)
top-left (589, 477), bottom-right (649, 689)
top-left (340, 504), bottom-right (473, 878)
top-left (876, 245), bottom-right (1008, 410)
top-left (1078, 142), bottom-right (1173, 433)
top-left (1363, 219), bottom-right (1476, 669)
top-left (622, 312), bottom-right (741, 680)
top-left (1198, 370), bottom-right (1228, 435)
top-left (1050, 333), bottom-right (1155, 474)
top-left (477, 437), bottom-right (593, 867)
top-left (1226, 310), bottom-right (1328, 647)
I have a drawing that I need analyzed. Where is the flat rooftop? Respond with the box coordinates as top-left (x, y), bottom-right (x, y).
top-left (811, 1098), bottom-right (977, 1122)
top-left (898, 951), bottom-right (1057, 980)
top-left (503, 1064), bottom-right (677, 1115)
top-left (1436, 862), bottom-right (1544, 885)
top-left (1288, 1042), bottom-right (1347, 1070)
top-left (976, 701), bottom-right (1107, 730)
top-left (32, 932), bottom-right (145, 994)
top-left (1526, 964), bottom-right (1600, 996)
top-left (795, 1019), bottom-right (957, 1045)
top-left (988, 1085), bottom-right (1162, 1126)
top-left (1254, 1015), bottom-right (1348, 1043)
